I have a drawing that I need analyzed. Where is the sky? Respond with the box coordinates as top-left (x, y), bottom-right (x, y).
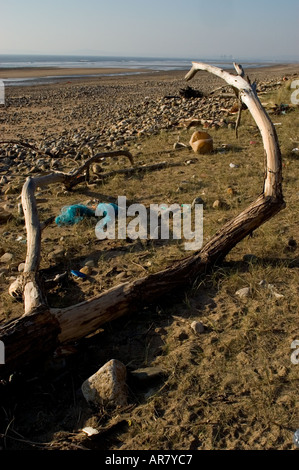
top-left (1, 0), bottom-right (299, 60)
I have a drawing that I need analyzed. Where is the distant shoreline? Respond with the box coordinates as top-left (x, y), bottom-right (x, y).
top-left (0, 63), bottom-right (298, 88)
top-left (0, 66), bottom-right (150, 79)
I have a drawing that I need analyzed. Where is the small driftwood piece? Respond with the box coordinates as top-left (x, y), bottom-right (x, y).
top-left (0, 62), bottom-right (285, 376)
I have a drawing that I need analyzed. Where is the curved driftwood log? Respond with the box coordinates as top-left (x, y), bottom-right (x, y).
top-left (0, 63), bottom-right (285, 376)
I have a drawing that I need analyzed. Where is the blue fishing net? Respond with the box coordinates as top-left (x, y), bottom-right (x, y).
top-left (55, 204), bottom-right (95, 226)
top-left (95, 202), bottom-right (118, 218)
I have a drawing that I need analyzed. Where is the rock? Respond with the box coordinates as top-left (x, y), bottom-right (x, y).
top-left (81, 359), bottom-right (127, 408)
top-left (84, 259), bottom-right (97, 268)
top-left (0, 252), bottom-right (14, 263)
top-left (227, 187), bottom-right (235, 196)
top-left (273, 291), bottom-right (284, 299)
top-left (92, 163), bottom-right (103, 174)
top-left (191, 321), bottom-right (205, 334)
top-left (213, 199), bottom-right (221, 209)
top-left (48, 247), bottom-right (65, 262)
top-left (235, 287), bottom-right (251, 298)
top-left (18, 262), bottom-right (25, 272)
top-left (283, 237), bottom-right (297, 252)
top-left (0, 209), bottom-right (13, 224)
top-left (191, 197), bottom-right (204, 209)
top-left (130, 366), bottom-right (164, 383)
top-left (212, 199), bottom-right (229, 209)
top-left (82, 427), bottom-right (99, 436)
top-left (189, 131), bottom-right (213, 154)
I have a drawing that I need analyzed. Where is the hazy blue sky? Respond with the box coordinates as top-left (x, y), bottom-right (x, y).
top-left (1, 0), bottom-right (299, 59)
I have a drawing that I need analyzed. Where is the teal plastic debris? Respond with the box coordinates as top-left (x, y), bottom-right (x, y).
top-left (55, 204), bottom-right (95, 226)
top-left (95, 202), bottom-right (118, 218)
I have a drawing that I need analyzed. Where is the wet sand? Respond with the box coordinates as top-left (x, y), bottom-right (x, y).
top-left (0, 62), bottom-right (298, 82)
top-left (0, 66), bottom-right (150, 79)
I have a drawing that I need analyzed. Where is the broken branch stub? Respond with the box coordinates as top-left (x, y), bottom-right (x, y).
top-left (0, 63), bottom-right (285, 376)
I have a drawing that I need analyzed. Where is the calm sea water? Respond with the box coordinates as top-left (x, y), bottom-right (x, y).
top-left (0, 54), bottom-right (286, 86)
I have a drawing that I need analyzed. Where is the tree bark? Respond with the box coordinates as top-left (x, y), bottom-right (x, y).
top-left (0, 63), bottom-right (285, 376)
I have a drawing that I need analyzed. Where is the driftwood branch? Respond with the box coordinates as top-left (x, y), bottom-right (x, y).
top-left (0, 62), bottom-right (285, 376)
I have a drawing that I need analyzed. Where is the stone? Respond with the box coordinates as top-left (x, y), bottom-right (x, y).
top-left (18, 262), bottom-right (25, 272)
top-left (235, 287), bottom-right (251, 298)
top-left (81, 359), bottom-right (127, 408)
top-left (91, 163), bottom-right (103, 174)
top-left (130, 366), bottom-right (164, 383)
top-left (0, 209), bottom-right (13, 224)
top-left (0, 252), bottom-right (14, 263)
top-left (82, 427), bottom-right (99, 436)
top-left (84, 259), bottom-right (97, 268)
top-left (191, 321), bottom-right (205, 334)
top-left (189, 131), bottom-right (213, 154)
top-left (212, 199), bottom-right (229, 209)
top-left (191, 197), bottom-right (204, 209)
top-left (48, 247), bottom-right (65, 262)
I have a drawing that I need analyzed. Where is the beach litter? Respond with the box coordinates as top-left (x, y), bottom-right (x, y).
top-left (189, 131), bottom-right (213, 154)
top-left (70, 269), bottom-right (87, 279)
top-left (55, 204), bottom-right (95, 226)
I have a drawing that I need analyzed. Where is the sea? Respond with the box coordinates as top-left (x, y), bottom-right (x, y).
top-left (0, 54), bottom-right (292, 87)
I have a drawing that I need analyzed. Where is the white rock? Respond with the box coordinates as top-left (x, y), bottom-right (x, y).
top-left (0, 252), bottom-right (14, 263)
top-left (273, 291), bottom-right (284, 299)
top-left (81, 359), bottom-right (127, 408)
top-left (18, 262), bottom-right (25, 272)
top-left (191, 321), bottom-right (205, 334)
top-left (235, 287), bottom-right (251, 298)
top-left (82, 427), bottom-right (99, 436)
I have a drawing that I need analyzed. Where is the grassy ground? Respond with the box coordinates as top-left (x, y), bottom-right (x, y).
top-left (0, 82), bottom-right (298, 450)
